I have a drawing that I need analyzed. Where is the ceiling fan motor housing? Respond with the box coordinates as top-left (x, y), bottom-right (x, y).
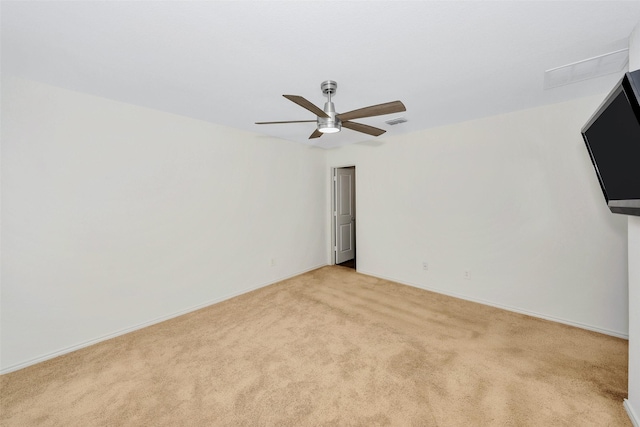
top-left (318, 97), bottom-right (341, 133)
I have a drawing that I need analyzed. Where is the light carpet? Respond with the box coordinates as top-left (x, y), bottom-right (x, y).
top-left (0, 266), bottom-right (630, 426)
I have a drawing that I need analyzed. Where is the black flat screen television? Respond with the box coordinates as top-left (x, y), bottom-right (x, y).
top-left (582, 69), bottom-right (640, 216)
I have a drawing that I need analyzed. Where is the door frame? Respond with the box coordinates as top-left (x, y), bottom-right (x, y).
top-left (331, 165), bottom-right (356, 267)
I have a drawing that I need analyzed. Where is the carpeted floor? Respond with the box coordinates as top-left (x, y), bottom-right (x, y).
top-left (0, 266), bottom-right (630, 426)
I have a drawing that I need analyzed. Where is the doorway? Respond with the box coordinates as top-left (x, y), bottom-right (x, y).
top-left (333, 166), bottom-right (356, 269)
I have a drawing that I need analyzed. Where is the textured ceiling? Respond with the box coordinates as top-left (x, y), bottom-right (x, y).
top-left (3, 1), bottom-right (640, 149)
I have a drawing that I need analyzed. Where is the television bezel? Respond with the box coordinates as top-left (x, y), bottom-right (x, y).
top-left (581, 69), bottom-right (640, 216)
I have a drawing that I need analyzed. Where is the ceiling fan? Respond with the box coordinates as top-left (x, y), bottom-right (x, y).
top-left (255, 80), bottom-right (406, 139)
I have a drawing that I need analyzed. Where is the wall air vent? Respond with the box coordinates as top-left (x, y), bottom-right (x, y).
top-left (385, 117), bottom-right (408, 126)
top-left (544, 49), bottom-right (629, 89)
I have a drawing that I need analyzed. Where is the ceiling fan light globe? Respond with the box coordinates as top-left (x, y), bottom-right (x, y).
top-left (318, 125), bottom-right (341, 134)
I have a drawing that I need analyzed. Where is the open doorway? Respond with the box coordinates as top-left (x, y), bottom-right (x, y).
top-left (332, 166), bottom-right (356, 269)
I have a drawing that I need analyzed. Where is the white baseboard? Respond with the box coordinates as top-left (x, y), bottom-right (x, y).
top-left (356, 269), bottom-right (629, 339)
top-left (0, 264), bottom-right (328, 375)
top-left (625, 399), bottom-right (640, 427)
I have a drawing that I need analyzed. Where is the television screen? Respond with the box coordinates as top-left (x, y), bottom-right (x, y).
top-left (582, 70), bottom-right (640, 216)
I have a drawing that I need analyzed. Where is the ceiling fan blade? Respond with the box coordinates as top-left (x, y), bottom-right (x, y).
top-left (255, 120), bottom-right (317, 124)
top-left (309, 129), bottom-right (323, 139)
top-left (337, 100), bottom-right (406, 122)
top-left (283, 95), bottom-right (329, 118)
top-left (342, 121), bottom-right (386, 137)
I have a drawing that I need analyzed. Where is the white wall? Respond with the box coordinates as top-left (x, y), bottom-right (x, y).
top-left (327, 95), bottom-right (629, 336)
top-left (0, 77), bottom-right (328, 373)
top-left (1, 70), bottom-right (634, 377)
top-left (629, 216), bottom-right (640, 424)
top-left (625, 21), bottom-right (640, 426)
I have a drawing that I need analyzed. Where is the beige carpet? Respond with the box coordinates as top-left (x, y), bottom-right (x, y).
top-left (0, 266), bottom-right (630, 426)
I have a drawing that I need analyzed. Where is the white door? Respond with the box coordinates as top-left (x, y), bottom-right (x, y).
top-left (335, 167), bottom-right (355, 264)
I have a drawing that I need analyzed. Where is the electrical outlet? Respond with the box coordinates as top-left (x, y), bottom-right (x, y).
top-left (464, 270), bottom-right (470, 280)
top-left (270, 258), bottom-right (276, 267)
top-left (422, 261), bottom-right (428, 271)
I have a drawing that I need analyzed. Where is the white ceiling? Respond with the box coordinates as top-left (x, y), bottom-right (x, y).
top-left (3, 1), bottom-right (640, 149)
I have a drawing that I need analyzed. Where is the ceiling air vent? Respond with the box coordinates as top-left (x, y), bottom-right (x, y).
top-left (544, 49), bottom-right (629, 89)
top-left (385, 117), bottom-right (408, 126)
